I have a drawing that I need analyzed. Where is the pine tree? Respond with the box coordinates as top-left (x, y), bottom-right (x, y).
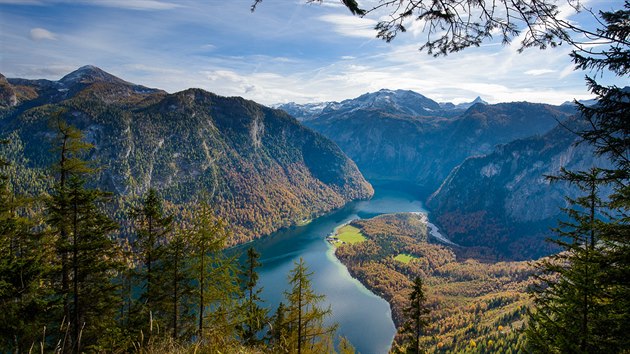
top-left (161, 228), bottom-right (194, 341)
top-left (399, 276), bottom-right (430, 354)
top-left (46, 119), bottom-right (121, 353)
top-left (132, 187), bottom-right (174, 331)
top-left (283, 258), bottom-right (337, 354)
top-left (527, 3), bottom-right (630, 351)
top-left (0, 146), bottom-right (53, 352)
top-left (238, 247), bottom-right (268, 346)
top-left (527, 168), bottom-right (609, 353)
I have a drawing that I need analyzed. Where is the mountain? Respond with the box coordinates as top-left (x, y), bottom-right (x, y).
top-left (6, 65), bottom-right (165, 109)
top-left (300, 92), bottom-right (574, 193)
top-left (0, 74), bottom-right (18, 108)
top-left (0, 66), bottom-right (373, 245)
top-left (426, 117), bottom-right (609, 260)
top-left (439, 96), bottom-right (488, 110)
top-left (271, 101), bottom-right (333, 121)
top-left (275, 89), bottom-right (448, 121)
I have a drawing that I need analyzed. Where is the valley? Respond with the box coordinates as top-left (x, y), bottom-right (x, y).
top-left (332, 213), bottom-right (532, 353)
top-left (0, 67), bottom-right (611, 353)
top-left (0, 66), bottom-right (373, 245)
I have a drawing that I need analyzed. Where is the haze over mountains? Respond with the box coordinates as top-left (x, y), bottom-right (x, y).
top-left (0, 66), bottom-right (606, 259)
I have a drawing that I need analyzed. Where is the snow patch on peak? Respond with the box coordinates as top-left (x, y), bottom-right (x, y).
top-left (59, 65), bottom-right (126, 86)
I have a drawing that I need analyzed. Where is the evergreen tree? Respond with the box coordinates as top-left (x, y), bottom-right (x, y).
top-left (399, 276), bottom-right (430, 354)
top-left (132, 187), bottom-right (174, 331)
top-left (527, 168), bottom-right (609, 353)
top-left (570, 5), bottom-right (630, 346)
top-left (0, 147), bottom-right (52, 353)
top-left (46, 119), bottom-right (121, 353)
top-left (67, 175), bottom-right (120, 352)
top-left (269, 301), bottom-right (288, 351)
top-left (188, 199), bottom-right (240, 344)
top-left (47, 117), bottom-right (94, 331)
top-left (238, 247), bottom-right (268, 346)
top-left (527, 3), bottom-right (630, 352)
top-left (161, 228), bottom-right (194, 341)
top-left (283, 258), bottom-right (337, 354)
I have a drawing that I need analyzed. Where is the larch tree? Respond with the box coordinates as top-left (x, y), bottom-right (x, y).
top-left (188, 199), bottom-right (240, 345)
top-left (283, 257), bottom-right (337, 354)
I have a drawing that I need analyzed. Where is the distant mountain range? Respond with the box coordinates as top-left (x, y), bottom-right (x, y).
top-left (274, 89), bottom-right (485, 121)
top-left (0, 66), bottom-right (373, 244)
top-left (295, 92), bottom-right (575, 193)
top-left (276, 89), bottom-right (606, 260)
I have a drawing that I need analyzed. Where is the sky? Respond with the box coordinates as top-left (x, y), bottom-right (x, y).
top-left (0, 0), bottom-right (625, 105)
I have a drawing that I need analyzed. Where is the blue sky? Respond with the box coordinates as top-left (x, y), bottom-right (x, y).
top-left (0, 0), bottom-right (625, 105)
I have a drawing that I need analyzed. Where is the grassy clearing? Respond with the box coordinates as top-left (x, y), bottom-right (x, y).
top-left (394, 253), bottom-right (418, 264)
top-left (331, 225), bottom-right (366, 246)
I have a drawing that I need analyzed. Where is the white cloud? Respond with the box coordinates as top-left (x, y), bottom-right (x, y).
top-left (30, 27), bottom-right (57, 41)
top-left (318, 14), bottom-right (377, 38)
top-left (525, 69), bottom-right (556, 76)
top-left (200, 44), bottom-right (216, 51)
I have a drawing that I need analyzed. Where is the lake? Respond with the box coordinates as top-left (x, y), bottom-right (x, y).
top-left (233, 185), bottom-right (426, 354)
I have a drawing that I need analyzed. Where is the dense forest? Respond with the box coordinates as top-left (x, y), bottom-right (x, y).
top-left (2, 1), bottom-right (628, 351)
top-left (334, 213), bottom-right (533, 353)
top-left (0, 67), bottom-right (373, 246)
top-left (0, 119), bottom-right (353, 353)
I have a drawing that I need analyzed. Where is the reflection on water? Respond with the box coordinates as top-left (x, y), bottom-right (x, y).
top-left (232, 186), bottom-right (425, 354)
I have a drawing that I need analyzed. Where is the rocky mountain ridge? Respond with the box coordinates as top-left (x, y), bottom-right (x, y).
top-left (274, 89), bottom-right (486, 121)
top-left (0, 66), bottom-right (373, 244)
top-left (427, 117), bottom-right (609, 259)
top-left (276, 89), bottom-right (603, 260)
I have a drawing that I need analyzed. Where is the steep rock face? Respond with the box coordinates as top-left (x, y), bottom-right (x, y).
top-left (0, 67), bottom-right (373, 244)
top-left (427, 117), bottom-right (608, 260)
top-left (0, 74), bottom-right (18, 108)
top-left (303, 97), bottom-right (573, 192)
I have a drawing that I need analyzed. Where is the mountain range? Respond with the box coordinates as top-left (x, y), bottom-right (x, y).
top-left (279, 89), bottom-right (605, 260)
top-left (297, 90), bottom-right (575, 193)
top-left (0, 66), bottom-right (373, 244)
top-left (274, 89), bottom-right (483, 121)
top-left (1, 66), bottom-right (607, 259)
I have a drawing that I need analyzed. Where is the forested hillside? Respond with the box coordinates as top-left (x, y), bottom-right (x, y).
top-left (282, 90), bottom-right (591, 260)
top-left (334, 213), bottom-right (533, 353)
top-left (0, 66), bottom-right (373, 244)
top-left (296, 92), bottom-right (573, 193)
top-left (427, 117), bottom-right (609, 260)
